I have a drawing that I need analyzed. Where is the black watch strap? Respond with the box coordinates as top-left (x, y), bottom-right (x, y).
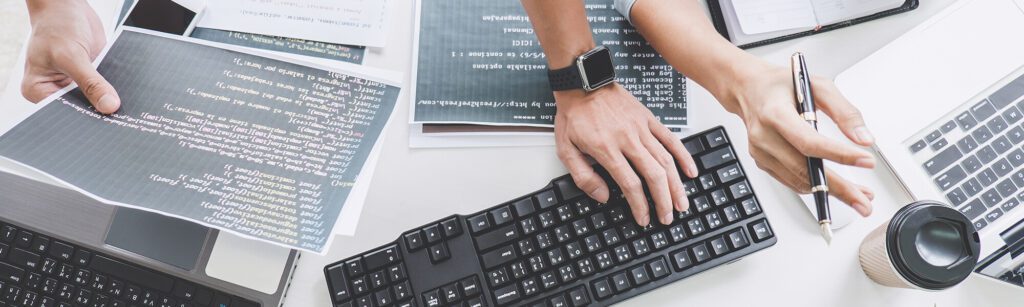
top-left (547, 64), bottom-right (583, 91)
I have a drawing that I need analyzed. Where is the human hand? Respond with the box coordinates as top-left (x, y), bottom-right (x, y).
top-left (721, 62), bottom-right (876, 216)
top-left (554, 84), bottom-right (699, 227)
top-left (21, 0), bottom-right (120, 114)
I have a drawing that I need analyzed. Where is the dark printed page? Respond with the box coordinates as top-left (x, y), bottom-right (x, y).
top-left (0, 29), bottom-right (402, 253)
top-left (414, 0), bottom-right (687, 127)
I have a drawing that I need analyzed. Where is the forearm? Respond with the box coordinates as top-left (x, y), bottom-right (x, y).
top-left (629, 0), bottom-right (767, 113)
top-left (521, 0), bottom-right (595, 70)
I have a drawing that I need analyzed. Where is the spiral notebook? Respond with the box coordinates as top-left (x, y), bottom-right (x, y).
top-left (707, 0), bottom-right (919, 48)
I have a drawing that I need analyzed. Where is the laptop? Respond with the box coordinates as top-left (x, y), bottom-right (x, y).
top-left (834, 0), bottom-right (1024, 289)
top-left (0, 165), bottom-right (298, 306)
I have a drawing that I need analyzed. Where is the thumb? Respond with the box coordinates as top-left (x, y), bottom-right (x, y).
top-left (58, 47), bottom-right (120, 114)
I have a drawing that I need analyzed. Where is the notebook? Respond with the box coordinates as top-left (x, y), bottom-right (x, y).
top-left (707, 0), bottom-right (918, 48)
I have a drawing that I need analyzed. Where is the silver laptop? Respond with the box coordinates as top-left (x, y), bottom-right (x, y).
top-left (835, 0), bottom-right (1024, 289)
top-left (0, 169), bottom-right (297, 306)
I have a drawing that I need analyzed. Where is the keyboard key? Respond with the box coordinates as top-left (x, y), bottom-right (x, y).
top-left (1009, 149), bottom-right (1024, 167)
top-left (698, 174), bottom-right (717, 191)
top-left (998, 179), bottom-right (1018, 198)
top-left (468, 214), bottom-right (491, 234)
top-left (0, 261), bottom-right (25, 283)
top-left (15, 231), bottom-right (32, 248)
top-left (982, 188), bottom-right (1004, 207)
top-left (961, 155), bottom-right (983, 174)
top-left (941, 120), bottom-right (958, 132)
top-left (923, 146), bottom-right (963, 175)
top-left (669, 225), bottom-right (687, 243)
top-left (970, 99), bottom-right (997, 122)
top-left (403, 231), bottom-right (425, 251)
top-left (364, 245), bottom-right (400, 271)
top-left (973, 126), bottom-right (994, 144)
top-left (441, 218), bottom-right (462, 237)
top-left (1002, 198), bottom-right (1021, 212)
top-left (978, 146), bottom-right (998, 164)
top-left (705, 129), bottom-right (728, 148)
top-left (428, 244), bottom-right (450, 263)
top-left (930, 139), bottom-right (948, 150)
top-left (628, 266), bottom-right (650, 286)
top-left (9, 248), bottom-right (40, 270)
top-left (1008, 126), bottom-right (1024, 144)
top-left (956, 111), bottom-right (978, 130)
top-left (946, 188), bottom-right (968, 206)
top-left (992, 78), bottom-right (1024, 108)
top-left (568, 286), bottom-right (590, 306)
top-left (691, 244), bottom-right (711, 263)
top-left (555, 177), bottom-right (585, 201)
top-left (422, 289), bottom-right (442, 307)
top-left (750, 220), bottom-right (774, 242)
top-left (491, 207), bottom-right (514, 226)
top-left (974, 219), bottom-right (988, 231)
top-left (459, 276), bottom-right (481, 297)
top-left (710, 189), bottom-right (730, 206)
top-left (925, 130), bottom-right (942, 143)
top-left (910, 140), bottom-right (927, 153)
top-left (741, 198), bottom-right (762, 215)
top-left (512, 198), bottom-right (536, 217)
top-left (988, 116), bottom-right (1009, 133)
top-left (475, 225), bottom-right (519, 251)
top-left (481, 245), bottom-right (516, 269)
top-left (978, 168), bottom-right (999, 186)
top-left (683, 138), bottom-right (705, 155)
top-left (956, 135), bottom-right (979, 153)
top-left (699, 147), bottom-right (736, 169)
top-left (985, 208), bottom-right (1004, 223)
top-left (728, 229), bottom-right (750, 249)
top-left (30, 236), bottom-right (48, 254)
top-left (709, 237), bottom-right (730, 256)
top-left (729, 180), bottom-right (753, 199)
top-left (960, 199), bottom-right (986, 220)
top-left (993, 135), bottom-right (1013, 153)
top-left (591, 279), bottom-right (613, 300)
top-left (716, 163), bottom-right (744, 183)
top-left (934, 166), bottom-right (967, 191)
top-left (610, 272), bottom-right (631, 293)
top-left (962, 178), bottom-right (984, 196)
top-left (346, 259), bottom-right (365, 277)
top-left (692, 196), bottom-right (711, 213)
top-left (671, 249), bottom-right (692, 271)
top-left (493, 284), bottom-right (521, 306)
top-left (0, 226), bottom-right (15, 243)
top-left (647, 258), bottom-right (670, 280)
top-left (535, 190), bottom-right (559, 209)
top-left (424, 225), bottom-right (443, 244)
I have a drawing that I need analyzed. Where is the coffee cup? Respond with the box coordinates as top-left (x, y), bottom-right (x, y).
top-left (859, 200), bottom-right (980, 290)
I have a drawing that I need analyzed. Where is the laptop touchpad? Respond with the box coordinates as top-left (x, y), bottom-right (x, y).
top-left (105, 208), bottom-right (209, 271)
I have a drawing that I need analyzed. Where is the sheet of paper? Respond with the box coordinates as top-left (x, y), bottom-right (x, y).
top-left (731, 0), bottom-right (818, 35)
top-left (0, 28), bottom-right (403, 254)
top-left (411, 0), bottom-right (687, 127)
top-left (811, 0), bottom-right (905, 25)
top-left (197, 0), bottom-right (389, 47)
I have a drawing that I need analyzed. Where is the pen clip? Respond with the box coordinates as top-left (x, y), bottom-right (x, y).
top-left (791, 53), bottom-right (805, 106)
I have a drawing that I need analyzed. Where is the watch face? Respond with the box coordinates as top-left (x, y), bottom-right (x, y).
top-left (582, 47), bottom-right (615, 88)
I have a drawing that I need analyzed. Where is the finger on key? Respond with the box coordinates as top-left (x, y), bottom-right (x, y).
top-left (598, 153), bottom-right (651, 226)
top-left (557, 142), bottom-right (610, 202)
top-left (641, 133), bottom-right (689, 214)
top-left (624, 141), bottom-right (674, 226)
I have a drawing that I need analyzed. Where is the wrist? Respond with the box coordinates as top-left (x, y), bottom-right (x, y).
top-left (553, 83), bottom-right (617, 109)
top-left (713, 56), bottom-right (774, 116)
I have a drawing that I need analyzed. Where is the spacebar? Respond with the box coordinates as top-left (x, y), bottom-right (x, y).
top-left (89, 254), bottom-right (175, 292)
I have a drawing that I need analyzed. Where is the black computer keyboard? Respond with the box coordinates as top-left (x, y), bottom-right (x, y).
top-left (324, 126), bottom-right (777, 307)
top-left (0, 218), bottom-right (258, 307)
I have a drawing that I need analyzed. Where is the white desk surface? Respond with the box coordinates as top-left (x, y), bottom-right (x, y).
top-left (3, 0), bottom-right (1024, 306)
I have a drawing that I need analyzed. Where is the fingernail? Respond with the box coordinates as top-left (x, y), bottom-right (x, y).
top-left (687, 164), bottom-right (699, 178)
top-left (637, 214), bottom-right (649, 227)
top-left (589, 186), bottom-right (609, 203)
top-left (97, 94), bottom-right (118, 114)
top-left (855, 126), bottom-right (874, 144)
top-left (660, 212), bottom-right (673, 225)
top-left (854, 157), bottom-right (875, 168)
top-left (676, 197), bottom-right (688, 211)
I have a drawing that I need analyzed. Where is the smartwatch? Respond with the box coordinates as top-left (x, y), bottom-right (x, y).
top-left (547, 46), bottom-right (616, 92)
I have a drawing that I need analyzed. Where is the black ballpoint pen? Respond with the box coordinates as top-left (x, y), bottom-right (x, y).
top-left (791, 52), bottom-right (832, 245)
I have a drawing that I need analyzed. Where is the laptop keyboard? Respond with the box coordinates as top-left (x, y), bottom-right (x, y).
top-left (909, 74), bottom-right (1024, 231)
top-left (0, 218), bottom-right (259, 307)
top-left (324, 126), bottom-right (778, 307)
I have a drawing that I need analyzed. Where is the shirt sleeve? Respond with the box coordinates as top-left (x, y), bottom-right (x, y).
top-left (613, 0), bottom-right (639, 24)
